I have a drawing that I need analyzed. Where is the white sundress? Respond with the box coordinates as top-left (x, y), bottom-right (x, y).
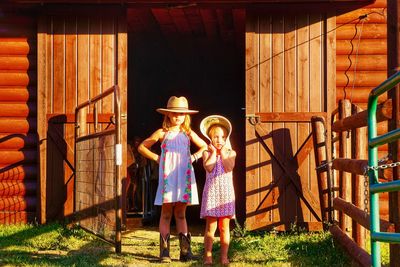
top-left (154, 131), bottom-right (199, 206)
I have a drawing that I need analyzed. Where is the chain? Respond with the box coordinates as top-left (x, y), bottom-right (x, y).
top-left (363, 158), bottom-right (400, 214)
top-left (367, 161), bottom-right (400, 172)
top-left (363, 168), bottom-right (369, 213)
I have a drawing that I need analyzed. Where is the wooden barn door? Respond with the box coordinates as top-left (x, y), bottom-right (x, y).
top-left (37, 8), bottom-right (127, 224)
top-left (245, 11), bottom-right (336, 231)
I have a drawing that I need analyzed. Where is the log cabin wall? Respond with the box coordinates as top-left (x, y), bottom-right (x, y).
top-left (37, 7), bottom-right (127, 223)
top-left (335, 0), bottom-right (389, 219)
top-left (0, 6), bottom-right (38, 223)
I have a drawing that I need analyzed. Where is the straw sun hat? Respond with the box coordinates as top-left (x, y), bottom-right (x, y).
top-left (156, 96), bottom-right (199, 115)
top-left (200, 115), bottom-right (232, 141)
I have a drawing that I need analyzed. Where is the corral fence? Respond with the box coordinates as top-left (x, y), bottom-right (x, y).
top-left (312, 72), bottom-right (400, 266)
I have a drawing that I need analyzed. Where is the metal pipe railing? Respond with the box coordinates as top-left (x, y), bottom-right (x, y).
top-left (367, 71), bottom-right (400, 267)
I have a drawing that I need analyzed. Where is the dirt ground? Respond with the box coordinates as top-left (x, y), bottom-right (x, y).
top-left (120, 221), bottom-right (213, 266)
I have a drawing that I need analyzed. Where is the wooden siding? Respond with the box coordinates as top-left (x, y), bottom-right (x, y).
top-left (245, 11), bottom-right (336, 231)
top-left (37, 12), bottom-right (127, 223)
top-left (335, 0), bottom-right (389, 219)
top-left (0, 8), bottom-right (38, 224)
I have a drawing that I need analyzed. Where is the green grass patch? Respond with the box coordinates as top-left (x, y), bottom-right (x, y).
top-left (0, 222), bottom-right (366, 266)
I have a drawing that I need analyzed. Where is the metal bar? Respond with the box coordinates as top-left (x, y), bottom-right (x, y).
top-left (368, 71), bottom-right (400, 266)
top-left (369, 128), bottom-right (400, 148)
top-left (370, 180), bottom-right (400, 194)
top-left (371, 232), bottom-right (400, 244)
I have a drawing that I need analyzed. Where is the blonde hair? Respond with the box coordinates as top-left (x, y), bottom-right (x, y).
top-left (162, 113), bottom-right (192, 134)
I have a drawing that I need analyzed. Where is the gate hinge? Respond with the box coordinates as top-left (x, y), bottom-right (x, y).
top-left (245, 114), bottom-right (260, 125)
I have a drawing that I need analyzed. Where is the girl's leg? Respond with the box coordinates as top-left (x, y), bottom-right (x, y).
top-left (159, 203), bottom-right (173, 262)
top-left (159, 203), bottom-right (173, 237)
top-left (174, 202), bottom-right (193, 261)
top-left (218, 217), bottom-right (231, 265)
top-left (173, 202), bottom-right (187, 234)
top-left (204, 217), bottom-right (217, 264)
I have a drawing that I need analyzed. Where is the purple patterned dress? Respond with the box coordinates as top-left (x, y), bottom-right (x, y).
top-left (154, 131), bottom-right (199, 206)
top-left (200, 155), bottom-right (235, 218)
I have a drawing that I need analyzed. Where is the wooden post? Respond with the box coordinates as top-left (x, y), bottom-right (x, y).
top-left (311, 116), bottom-right (332, 224)
top-left (387, 0), bottom-right (400, 265)
top-left (351, 103), bottom-right (367, 249)
top-left (338, 99), bottom-right (352, 234)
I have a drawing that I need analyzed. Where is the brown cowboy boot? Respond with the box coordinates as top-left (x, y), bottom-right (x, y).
top-left (179, 232), bottom-right (193, 261)
top-left (159, 233), bottom-right (171, 263)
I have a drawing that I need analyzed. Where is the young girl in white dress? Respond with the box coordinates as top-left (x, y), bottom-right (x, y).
top-left (138, 96), bottom-right (207, 263)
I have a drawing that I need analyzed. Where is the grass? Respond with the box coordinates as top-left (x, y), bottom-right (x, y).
top-left (0, 221), bottom-right (385, 267)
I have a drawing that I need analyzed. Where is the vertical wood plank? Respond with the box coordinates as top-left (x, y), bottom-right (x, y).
top-left (309, 14), bottom-right (323, 222)
top-left (37, 16), bottom-right (48, 224)
top-left (77, 17), bottom-right (89, 135)
top-left (259, 15), bottom-right (273, 225)
top-left (64, 17), bottom-right (77, 217)
top-left (272, 15), bottom-right (285, 225)
top-left (245, 13), bottom-right (259, 229)
top-left (102, 18), bottom-right (115, 114)
top-left (284, 15), bottom-right (298, 224)
top-left (297, 14), bottom-right (311, 223)
top-left (89, 18), bottom-right (101, 133)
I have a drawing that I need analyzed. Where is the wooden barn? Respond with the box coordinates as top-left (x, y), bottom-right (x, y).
top-left (0, 0), bottom-right (398, 254)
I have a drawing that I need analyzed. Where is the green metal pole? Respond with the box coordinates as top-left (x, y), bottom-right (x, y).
top-left (368, 94), bottom-right (381, 267)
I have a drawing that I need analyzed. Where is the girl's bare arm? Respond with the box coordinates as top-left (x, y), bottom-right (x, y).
top-left (189, 131), bottom-right (207, 162)
top-left (220, 147), bottom-right (236, 172)
top-left (203, 147), bottom-right (217, 173)
top-left (138, 128), bottom-right (164, 163)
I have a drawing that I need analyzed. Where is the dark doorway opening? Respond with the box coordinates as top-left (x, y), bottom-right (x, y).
top-left (126, 7), bottom-right (245, 228)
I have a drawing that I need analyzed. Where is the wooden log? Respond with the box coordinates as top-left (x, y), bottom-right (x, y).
top-left (0, 180), bottom-right (36, 197)
top-left (329, 225), bottom-right (371, 267)
top-left (0, 150), bottom-right (37, 164)
top-left (337, 71), bottom-right (387, 87)
top-left (336, 39), bottom-right (386, 55)
top-left (336, 8), bottom-right (387, 24)
top-left (0, 164), bottom-right (37, 181)
top-left (0, 196), bottom-right (36, 211)
top-left (311, 116), bottom-right (332, 222)
top-left (0, 102), bottom-right (36, 117)
top-left (332, 99), bottom-right (392, 132)
top-left (338, 99), bottom-right (352, 232)
top-left (336, 55), bottom-right (387, 71)
top-left (0, 87), bottom-right (36, 101)
top-left (0, 39), bottom-right (33, 55)
top-left (0, 211), bottom-right (35, 224)
top-left (0, 118), bottom-right (36, 133)
top-left (336, 24), bottom-right (387, 39)
top-left (336, 87), bottom-right (387, 103)
top-left (0, 56), bottom-right (36, 70)
top-left (0, 133), bottom-right (38, 149)
top-left (0, 71), bottom-right (36, 86)
top-left (332, 158), bottom-right (393, 180)
top-left (333, 197), bottom-right (395, 232)
top-left (352, 104), bottom-right (366, 247)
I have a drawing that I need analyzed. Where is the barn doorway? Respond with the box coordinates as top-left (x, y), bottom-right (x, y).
top-left (126, 7), bottom-right (246, 228)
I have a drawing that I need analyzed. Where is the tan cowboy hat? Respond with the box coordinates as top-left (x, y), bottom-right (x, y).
top-left (156, 96), bottom-right (198, 115)
top-left (200, 115), bottom-right (232, 141)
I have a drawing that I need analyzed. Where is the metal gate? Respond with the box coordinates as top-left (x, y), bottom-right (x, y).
top-left (74, 85), bottom-right (122, 253)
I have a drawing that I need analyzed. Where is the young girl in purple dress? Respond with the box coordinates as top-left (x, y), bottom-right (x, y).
top-left (138, 96), bottom-right (207, 263)
top-left (200, 115), bottom-right (237, 265)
